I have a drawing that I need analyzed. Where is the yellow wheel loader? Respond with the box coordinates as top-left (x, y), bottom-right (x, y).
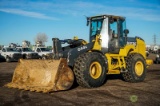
top-left (5, 15), bottom-right (153, 93)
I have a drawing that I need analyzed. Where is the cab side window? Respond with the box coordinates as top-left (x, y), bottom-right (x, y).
top-left (37, 48), bottom-right (40, 52)
top-left (17, 48), bottom-right (21, 52)
top-left (2, 48), bottom-right (6, 52)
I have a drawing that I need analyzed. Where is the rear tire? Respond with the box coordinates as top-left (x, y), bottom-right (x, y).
top-left (122, 53), bottom-right (146, 82)
top-left (156, 59), bottom-right (159, 64)
top-left (73, 52), bottom-right (107, 88)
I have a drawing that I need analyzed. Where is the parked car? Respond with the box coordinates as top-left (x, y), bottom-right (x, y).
top-left (146, 51), bottom-right (149, 57)
top-left (16, 47), bottom-right (39, 59)
top-left (34, 47), bottom-right (53, 59)
top-left (0, 47), bottom-right (22, 62)
top-left (155, 54), bottom-right (160, 64)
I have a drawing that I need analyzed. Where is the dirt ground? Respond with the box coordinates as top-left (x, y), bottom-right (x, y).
top-left (0, 54), bottom-right (160, 106)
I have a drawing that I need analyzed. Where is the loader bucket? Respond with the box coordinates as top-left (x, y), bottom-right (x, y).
top-left (5, 58), bottom-right (74, 93)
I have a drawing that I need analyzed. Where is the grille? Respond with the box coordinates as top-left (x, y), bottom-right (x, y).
top-left (31, 53), bottom-right (39, 58)
top-left (13, 53), bottom-right (22, 59)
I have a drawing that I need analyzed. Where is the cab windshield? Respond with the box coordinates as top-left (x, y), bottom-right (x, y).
top-left (90, 19), bottom-right (103, 36)
top-left (22, 48), bottom-right (32, 52)
top-left (89, 17), bottom-right (127, 46)
top-left (41, 48), bottom-right (50, 52)
top-left (6, 48), bottom-right (17, 52)
top-left (109, 19), bottom-right (126, 38)
top-left (109, 18), bottom-right (126, 46)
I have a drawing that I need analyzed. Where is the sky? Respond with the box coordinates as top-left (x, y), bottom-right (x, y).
top-left (0, 0), bottom-right (160, 46)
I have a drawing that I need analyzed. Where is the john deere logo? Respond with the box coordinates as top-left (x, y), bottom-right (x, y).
top-left (130, 95), bottom-right (138, 102)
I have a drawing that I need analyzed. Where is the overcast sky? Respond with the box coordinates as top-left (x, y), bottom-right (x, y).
top-left (0, 0), bottom-right (160, 46)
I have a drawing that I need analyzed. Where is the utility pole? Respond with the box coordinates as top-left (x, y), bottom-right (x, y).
top-left (153, 34), bottom-right (156, 46)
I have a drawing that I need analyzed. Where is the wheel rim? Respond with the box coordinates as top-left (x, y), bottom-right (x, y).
top-left (6, 58), bottom-right (10, 62)
top-left (135, 61), bottom-right (144, 76)
top-left (42, 56), bottom-right (46, 60)
top-left (89, 62), bottom-right (102, 79)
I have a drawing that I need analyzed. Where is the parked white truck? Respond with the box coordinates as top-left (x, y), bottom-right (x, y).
top-left (0, 47), bottom-right (22, 62)
top-left (32, 41), bottom-right (53, 59)
top-left (34, 47), bottom-right (53, 59)
top-left (16, 40), bottom-right (39, 59)
top-left (16, 47), bottom-right (39, 59)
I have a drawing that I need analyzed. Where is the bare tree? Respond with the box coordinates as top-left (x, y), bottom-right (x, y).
top-left (0, 45), bottom-right (4, 50)
top-left (22, 40), bottom-right (31, 47)
top-left (34, 33), bottom-right (48, 46)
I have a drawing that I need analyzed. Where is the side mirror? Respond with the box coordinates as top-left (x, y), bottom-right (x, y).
top-left (37, 49), bottom-right (40, 52)
top-left (124, 29), bottom-right (129, 35)
top-left (110, 18), bottom-right (114, 24)
top-left (86, 17), bottom-right (90, 26)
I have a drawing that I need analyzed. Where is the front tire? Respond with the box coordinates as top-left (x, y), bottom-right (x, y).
top-left (122, 53), bottom-right (146, 82)
top-left (155, 58), bottom-right (159, 64)
top-left (73, 52), bottom-right (107, 88)
top-left (6, 57), bottom-right (11, 62)
top-left (42, 55), bottom-right (46, 60)
top-left (23, 54), bottom-right (26, 59)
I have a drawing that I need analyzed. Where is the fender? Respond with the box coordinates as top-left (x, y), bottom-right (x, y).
top-left (67, 42), bottom-right (94, 67)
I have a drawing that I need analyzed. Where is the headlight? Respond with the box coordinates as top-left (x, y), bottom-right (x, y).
top-left (156, 54), bottom-right (159, 58)
top-left (28, 53), bottom-right (32, 55)
top-left (10, 54), bottom-right (14, 57)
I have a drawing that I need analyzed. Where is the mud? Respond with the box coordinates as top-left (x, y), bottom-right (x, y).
top-left (0, 54), bottom-right (160, 106)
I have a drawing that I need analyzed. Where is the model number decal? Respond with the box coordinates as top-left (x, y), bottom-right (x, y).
top-left (77, 46), bottom-right (87, 51)
top-left (127, 42), bottom-right (136, 46)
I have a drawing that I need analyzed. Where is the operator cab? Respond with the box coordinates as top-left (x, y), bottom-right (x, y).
top-left (87, 15), bottom-right (129, 53)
